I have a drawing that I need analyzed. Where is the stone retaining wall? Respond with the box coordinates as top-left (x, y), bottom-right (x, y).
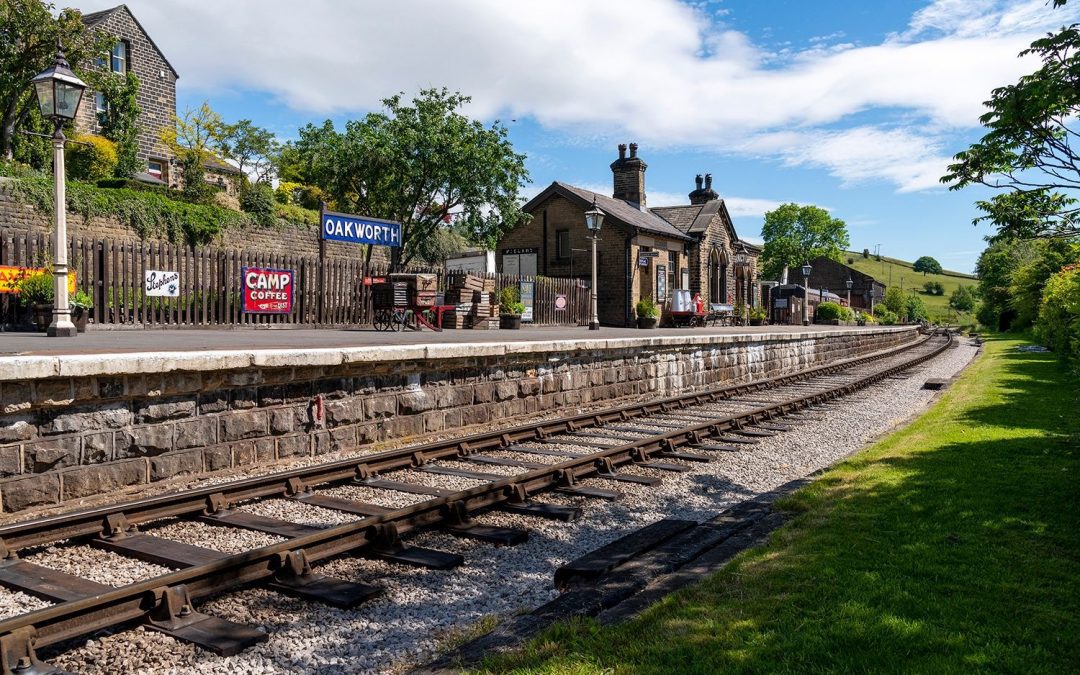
top-left (0, 328), bottom-right (918, 513)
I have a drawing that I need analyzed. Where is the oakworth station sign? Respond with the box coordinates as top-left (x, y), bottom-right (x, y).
top-left (321, 209), bottom-right (403, 248)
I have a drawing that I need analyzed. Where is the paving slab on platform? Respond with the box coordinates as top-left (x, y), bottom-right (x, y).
top-left (0, 324), bottom-right (902, 358)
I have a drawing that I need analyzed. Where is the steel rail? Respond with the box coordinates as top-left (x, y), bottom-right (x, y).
top-left (0, 332), bottom-right (932, 552)
top-left (0, 331), bottom-right (952, 657)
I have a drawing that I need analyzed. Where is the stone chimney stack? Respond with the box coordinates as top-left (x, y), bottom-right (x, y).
top-left (610, 142), bottom-right (647, 209)
top-left (688, 172), bottom-right (719, 205)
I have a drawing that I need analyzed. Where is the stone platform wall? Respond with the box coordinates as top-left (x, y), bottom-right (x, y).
top-left (0, 328), bottom-right (918, 513)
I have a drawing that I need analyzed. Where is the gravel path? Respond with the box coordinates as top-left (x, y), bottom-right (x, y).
top-left (21, 337), bottom-right (978, 674)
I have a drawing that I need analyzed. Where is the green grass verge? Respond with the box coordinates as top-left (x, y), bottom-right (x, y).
top-left (843, 252), bottom-right (979, 324)
top-left (479, 336), bottom-right (1079, 674)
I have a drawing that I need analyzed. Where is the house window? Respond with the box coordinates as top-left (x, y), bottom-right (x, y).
top-left (147, 160), bottom-right (164, 180)
top-left (93, 92), bottom-right (108, 125)
top-left (110, 41), bottom-right (127, 73)
top-left (555, 229), bottom-right (570, 260)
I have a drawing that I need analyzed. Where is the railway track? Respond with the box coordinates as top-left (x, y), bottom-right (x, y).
top-left (0, 330), bottom-right (952, 674)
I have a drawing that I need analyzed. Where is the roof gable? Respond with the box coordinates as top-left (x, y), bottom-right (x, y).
top-left (82, 4), bottom-right (179, 79)
top-left (652, 198), bottom-right (742, 244)
top-left (522, 182), bottom-right (692, 241)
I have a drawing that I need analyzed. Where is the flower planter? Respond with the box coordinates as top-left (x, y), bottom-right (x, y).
top-left (637, 316), bottom-right (659, 329)
top-left (72, 307), bottom-right (88, 333)
top-left (31, 303), bottom-right (53, 333)
top-left (500, 314), bottom-right (522, 330)
top-left (749, 318), bottom-right (764, 326)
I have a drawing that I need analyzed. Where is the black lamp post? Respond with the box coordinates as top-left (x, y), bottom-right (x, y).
top-left (584, 199), bottom-right (605, 330)
top-left (845, 276), bottom-right (853, 308)
top-left (32, 41), bottom-right (87, 337)
top-left (800, 261), bottom-right (812, 326)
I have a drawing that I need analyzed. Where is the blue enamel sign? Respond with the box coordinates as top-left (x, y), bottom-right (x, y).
top-left (321, 210), bottom-right (402, 247)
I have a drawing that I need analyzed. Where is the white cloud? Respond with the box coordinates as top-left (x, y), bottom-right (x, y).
top-left (79, 0), bottom-right (1080, 193)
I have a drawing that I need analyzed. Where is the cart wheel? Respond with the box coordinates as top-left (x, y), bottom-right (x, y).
top-left (391, 308), bottom-right (408, 331)
top-left (373, 309), bottom-right (391, 331)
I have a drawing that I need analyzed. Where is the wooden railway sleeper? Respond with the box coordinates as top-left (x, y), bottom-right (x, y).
top-left (145, 584), bottom-right (266, 656)
top-left (269, 549), bottom-right (382, 608)
top-left (0, 627), bottom-right (57, 675)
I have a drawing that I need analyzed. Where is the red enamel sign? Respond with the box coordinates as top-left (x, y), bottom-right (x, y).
top-left (242, 267), bottom-right (293, 314)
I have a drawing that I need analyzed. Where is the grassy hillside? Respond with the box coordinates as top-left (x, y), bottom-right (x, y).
top-left (842, 251), bottom-right (979, 323)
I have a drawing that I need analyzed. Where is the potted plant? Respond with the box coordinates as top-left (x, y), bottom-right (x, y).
top-left (15, 270), bottom-right (54, 332)
top-left (733, 302), bottom-right (747, 326)
top-left (635, 297), bottom-right (660, 329)
top-left (748, 307), bottom-right (767, 326)
top-left (71, 290), bottom-right (94, 333)
top-left (498, 286), bottom-right (525, 329)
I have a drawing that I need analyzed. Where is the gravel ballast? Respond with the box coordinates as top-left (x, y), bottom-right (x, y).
top-left (14, 338), bottom-right (978, 674)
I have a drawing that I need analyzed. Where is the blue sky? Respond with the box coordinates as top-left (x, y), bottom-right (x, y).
top-left (78, 0), bottom-right (1080, 272)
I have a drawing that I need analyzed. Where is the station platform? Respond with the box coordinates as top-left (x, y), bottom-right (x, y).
top-left (1, 323), bottom-right (893, 358)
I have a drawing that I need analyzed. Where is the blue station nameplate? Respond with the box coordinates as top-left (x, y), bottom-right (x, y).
top-left (321, 210), bottom-right (402, 247)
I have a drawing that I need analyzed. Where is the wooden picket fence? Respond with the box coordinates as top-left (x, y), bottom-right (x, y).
top-left (0, 230), bottom-right (590, 329)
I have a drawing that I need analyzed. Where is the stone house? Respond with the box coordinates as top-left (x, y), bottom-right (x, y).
top-left (496, 143), bottom-right (760, 326)
top-left (74, 4), bottom-right (239, 196)
top-left (75, 4), bottom-right (178, 185)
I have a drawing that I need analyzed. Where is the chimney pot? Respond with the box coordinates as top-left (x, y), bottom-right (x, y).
top-left (695, 174), bottom-right (703, 190)
top-left (704, 173), bottom-right (713, 190)
top-left (629, 142), bottom-right (638, 158)
top-left (618, 143), bottom-right (627, 160)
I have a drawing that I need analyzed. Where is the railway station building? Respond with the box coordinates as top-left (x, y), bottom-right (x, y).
top-left (496, 144), bottom-right (761, 326)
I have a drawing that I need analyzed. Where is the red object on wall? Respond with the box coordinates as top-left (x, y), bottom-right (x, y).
top-left (242, 267), bottom-right (294, 314)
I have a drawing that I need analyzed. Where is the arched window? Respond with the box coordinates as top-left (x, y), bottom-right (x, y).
top-left (709, 248), bottom-right (729, 304)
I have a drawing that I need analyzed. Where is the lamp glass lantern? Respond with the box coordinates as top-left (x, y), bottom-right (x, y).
top-left (584, 205), bottom-right (604, 235)
top-left (801, 262), bottom-right (812, 278)
top-left (31, 48), bottom-right (87, 123)
top-left (845, 277), bottom-right (853, 290)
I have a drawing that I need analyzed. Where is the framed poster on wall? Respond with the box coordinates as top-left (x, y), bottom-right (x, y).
top-left (656, 264), bottom-right (667, 301)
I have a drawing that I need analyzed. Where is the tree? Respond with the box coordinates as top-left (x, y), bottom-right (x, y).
top-left (289, 88), bottom-right (530, 266)
top-left (0, 1), bottom-right (110, 161)
top-left (974, 239), bottom-right (1040, 329)
top-left (941, 2), bottom-right (1080, 239)
top-left (913, 255), bottom-right (943, 275)
top-left (96, 71), bottom-right (141, 178)
top-left (161, 102), bottom-right (225, 202)
top-left (883, 286), bottom-right (907, 316)
top-left (759, 203), bottom-right (850, 280)
top-left (905, 294), bottom-right (929, 322)
top-left (1006, 238), bottom-right (1080, 327)
top-left (219, 119), bottom-right (278, 184)
top-left (949, 286), bottom-right (977, 313)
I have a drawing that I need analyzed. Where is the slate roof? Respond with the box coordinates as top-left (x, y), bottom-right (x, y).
top-left (81, 4), bottom-right (180, 79)
top-left (649, 205), bottom-right (702, 234)
top-left (523, 182), bottom-right (692, 241)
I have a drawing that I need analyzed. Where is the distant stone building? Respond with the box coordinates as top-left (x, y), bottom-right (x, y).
top-left (74, 4), bottom-right (239, 195)
top-left (805, 255), bottom-right (885, 311)
top-left (496, 144), bottom-right (760, 326)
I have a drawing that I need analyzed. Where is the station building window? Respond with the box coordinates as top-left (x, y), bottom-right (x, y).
top-left (555, 229), bottom-right (570, 260)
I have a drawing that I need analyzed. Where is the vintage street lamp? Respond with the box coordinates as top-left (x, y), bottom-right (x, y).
top-left (865, 281), bottom-right (875, 315)
top-left (734, 244), bottom-right (750, 310)
top-left (584, 198), bottom-right (605, 330)
top-left (800, 261), bottom-right (812, 326)
top-left (845, 276), bottom-right (853, 308)
top-left (32, 42), bottom-right (86, 337)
